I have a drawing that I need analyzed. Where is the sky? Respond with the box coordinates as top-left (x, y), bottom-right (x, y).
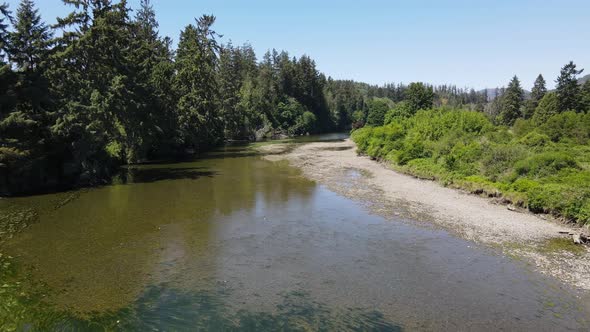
top-left (5, 0), bottom-right (590, 90)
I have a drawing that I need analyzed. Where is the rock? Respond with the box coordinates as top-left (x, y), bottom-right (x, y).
top-left (573, 234), bottom-right (583, 244)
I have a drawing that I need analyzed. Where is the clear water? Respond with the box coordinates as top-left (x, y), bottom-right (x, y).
top-left (0, 134), bottom-right (588, 331)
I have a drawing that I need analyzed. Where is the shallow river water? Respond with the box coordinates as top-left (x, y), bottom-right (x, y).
top-left (0, 134), bottom-right (588, 331)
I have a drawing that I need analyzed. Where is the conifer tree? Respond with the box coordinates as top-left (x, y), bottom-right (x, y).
top-left (555, 61), bottom-right (583, 112)
top-left (0, 2), bottom-right (12, 62)
top-left (524, 74), bottom-right (547, 119)
top-left (498, 76), bottom-right (523, 125)
top-left (175, 15), bottom-right (222, 151)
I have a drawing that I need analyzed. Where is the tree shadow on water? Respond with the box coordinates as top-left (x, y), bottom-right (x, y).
top-left (115, 167), bottom-right (217, 185)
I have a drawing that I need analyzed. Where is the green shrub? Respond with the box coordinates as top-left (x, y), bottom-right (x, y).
top-left (514, 152), bottom-right (579, 178)
top-left (510, 178), bottom-right (540, 192)
top-left (481, 144), bottom-right (527, 180)
top-left (539, 111), bottom-right (590, 144)
top-left (404, 158), bottom-right (446, 179)
top-left (518, 131), bottom-right (551, 148)
top-left (351, 107), bottom-right (590, 224)
top-left (384, 101), bottom-right (413, 124)
top-left (512, 118), bottom-right (535, 137)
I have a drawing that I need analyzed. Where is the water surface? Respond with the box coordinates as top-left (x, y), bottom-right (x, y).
top-left (0, 134), bottom-right (588, 331)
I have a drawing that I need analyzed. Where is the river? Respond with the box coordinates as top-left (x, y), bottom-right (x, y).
top-left (0, 134), bottom-right (588, 331)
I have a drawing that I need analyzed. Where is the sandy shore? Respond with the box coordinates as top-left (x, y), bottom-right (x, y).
top-left (258, 139), bottom-right (590, 292)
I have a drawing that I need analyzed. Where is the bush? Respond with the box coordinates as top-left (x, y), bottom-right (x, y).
top-left (514, 152), bottom-right (579, 178)
top-left (518, 131), bottom-right (551, 148)
top-left (480, 144), bottom-right (527, 181)
top-left (384, 101), bottom-right (413, 124)
top-left (351, 107), bottom-right (590, 224)
top-left (539, 111), bottom-right (590, 144)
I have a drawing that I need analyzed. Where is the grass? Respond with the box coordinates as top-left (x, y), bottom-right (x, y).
top-left (538, 237), bottom-right (587, 256)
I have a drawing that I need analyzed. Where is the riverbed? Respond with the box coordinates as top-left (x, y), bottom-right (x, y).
top-left (0, 134), bottom-right (588, 331)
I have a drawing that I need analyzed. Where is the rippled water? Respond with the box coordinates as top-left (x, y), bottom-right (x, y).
top-left (0, 134), bottom-right (588, 331)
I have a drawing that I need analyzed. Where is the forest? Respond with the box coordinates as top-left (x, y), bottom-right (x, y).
top-left (352, 64), bottom-right (590, 225)
top-left (1, 0), bottom-right (589, 204)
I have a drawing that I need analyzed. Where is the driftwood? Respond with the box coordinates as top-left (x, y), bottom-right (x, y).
top-left (571, 233), bottom-right (589, 245)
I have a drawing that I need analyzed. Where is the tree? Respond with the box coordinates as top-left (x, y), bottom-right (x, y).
top-left (555, 61), bottom-right (583, 112)
top-left (524, 74), bottom-right (546, 119)
top-left (366, 98), bottom-right (390, 126)
top-left (0, 2), bottom-right (12, 62)
top-left (217, 43), bottom-right (243, 139)
top-left (9, 0), bottom-right (51, 71)
top-left (498, 76), bottom-right (523, 125)
top-left (532, 92), bottom-right (559, 124)
top-left (0, 0), bottom-right (55, 192)
top-left (130, 0), bottom-right (178, 156)
top-left (175, 15), bottom-right (222, 151)
top-left (405, 82), bottom-right (434, 113)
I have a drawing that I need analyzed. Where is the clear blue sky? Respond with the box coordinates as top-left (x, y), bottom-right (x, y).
top-left (5, 0), bottom-right (590, 90)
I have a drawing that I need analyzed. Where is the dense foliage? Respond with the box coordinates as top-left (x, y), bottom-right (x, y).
top-left (0, 0), bottom-right (350, 194)
top-left (352, 62), bottom-right (590, 224)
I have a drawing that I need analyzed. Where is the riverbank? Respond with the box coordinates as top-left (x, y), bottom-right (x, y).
top-left (257, 139), bottom-right (590, 292)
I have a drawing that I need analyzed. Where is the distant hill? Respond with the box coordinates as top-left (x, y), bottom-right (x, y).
top-left (579, 74), bottom-right (590, 85)
top-left (478, 88), bottom-right (530, 101)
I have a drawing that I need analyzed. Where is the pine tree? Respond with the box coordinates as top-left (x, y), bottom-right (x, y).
top-left (175, 15), bottom-right (222, 151)
top-left (9, 0), bottom-right (51, 71)
top-left (498, 76), bottom-right (523, 125)
top-left (555, 61), bottom-right (583, 112)
top-left (0, 2), bottom-right (12, 62)
top-left (0, 0), bottom-right (54, 192)
top-left (531, 74), bottom-right (547, 101)
top-left (218, 42), bottom-right (247, 139)
top-left (524, 74), bottom-right (547, 119)
top-left (532, 92), bottom-right (559, 124)
top-left (130, 0), bottom-right (177, 156)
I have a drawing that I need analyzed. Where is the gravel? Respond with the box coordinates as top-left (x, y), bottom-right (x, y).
top-left (258, 139), bottom-right (590, 292)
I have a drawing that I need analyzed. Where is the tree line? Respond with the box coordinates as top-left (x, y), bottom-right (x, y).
top-left (484, 62), bottom-right (590, 126)
top-left (1, 0), bottom-right (588, 195)
top-left (0, 0), bottom-right (347, 194)
top-left (350, 62), bottom-right (590, 225)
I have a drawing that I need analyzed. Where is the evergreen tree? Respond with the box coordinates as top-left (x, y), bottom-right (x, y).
top-left (524, 74), bottom-right (547, 119)
top-left (498, 76), bottom-right (523, 125)
top-left (405, 82), bottom-right (434, 114)
top-left (532, 92), bottom-right (559, 124)
top-left (131, 0), bottom-right (177, 156)
top-left (9, 0), bottom-right (51, 71)
top-left (218, 42), bottom-right (246, 139)
top-left (0, 2), bottom-right (12, 62)
top-left (175, 15), bottom-right (222, 151)
top-left (0, 0), bottom-right (54, 191)
top-left (531, 74), bottom-right (547, 101)
top-left (555, 61), bottom-right (583, 112)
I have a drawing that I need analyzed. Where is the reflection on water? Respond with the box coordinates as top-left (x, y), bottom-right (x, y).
top-left (0, 134), bottom-right (589, 331)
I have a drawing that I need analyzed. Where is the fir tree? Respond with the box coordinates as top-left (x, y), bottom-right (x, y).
top-left (555, 61), bottom-right (583, 112)
top-left (498, 76), bottom-right (523, 125)
top-left (9, 0), bottom-right (51, 71)
top-left (524, 74), bottom-right (547, 119)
